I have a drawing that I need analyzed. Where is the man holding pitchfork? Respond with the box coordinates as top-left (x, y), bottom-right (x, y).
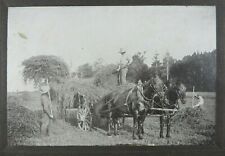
top-left (39, 78), bottom-right (54, 136)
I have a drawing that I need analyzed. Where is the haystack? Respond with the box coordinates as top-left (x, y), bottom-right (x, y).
top-left (7, 97), bottom-right (40, 145)
top-left (172, 107), bottom-right (215, 138)
top-left (49, 79), bottom-right (110, 127)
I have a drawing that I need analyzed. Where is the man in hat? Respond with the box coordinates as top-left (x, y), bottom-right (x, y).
top-left (39, 78), bottom-right (54, 136)
top-left (193, 94), bottom-right (204, 108)
top-left (117, 49), bottom-right (130, 85)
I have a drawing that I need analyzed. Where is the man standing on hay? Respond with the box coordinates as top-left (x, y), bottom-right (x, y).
top-left (116, 49), bottom-right (130, 85)
top-left (39, 78), bottom-right (54, 136)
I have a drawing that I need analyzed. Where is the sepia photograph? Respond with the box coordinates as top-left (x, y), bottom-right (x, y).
top-left (7, 6), bottom-right (216, 146)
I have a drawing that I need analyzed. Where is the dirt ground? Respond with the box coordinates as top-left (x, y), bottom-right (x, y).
top-left (7, 91), bottom-right (215, 146)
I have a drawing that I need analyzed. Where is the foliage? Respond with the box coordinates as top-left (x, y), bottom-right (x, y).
top-left (93, 64), bottom-right (118, 88)
top-left (77, 63), bottom-right (93, 78)
top-left (170, 50), bottom-right (216, 91)
top-left (127, 51), bottom-right (150, 83)
top-left (22, 55), bottom-right (69, 86)
top-left (92, 58), bottom-right (104, 73)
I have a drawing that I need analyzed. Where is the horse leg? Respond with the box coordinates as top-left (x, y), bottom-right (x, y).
top-left (166, 115), bottom-right (171, 138)
top-left (132, 112), bottom-right (138, 140)
top-left (137, 111), bottom-right (146, 139)
top-left (137, 117), bottom-right (143, 140)
top-left (107, 112), bottom-right (112, 136)
top-left (160, 115), bottom-right (164, 138)
top-left (122, 116), bottom-right (125, 128)
top-left (113, 118), bottom-right (119, 135)
top-left (141, 110), bottom-right (147, 135)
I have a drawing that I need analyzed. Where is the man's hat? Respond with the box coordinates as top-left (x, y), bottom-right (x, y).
top-left (119, 49), bottom-right (126, 55)
top-left (138, 80), bottom-right (143, 85)
top-left (39, 78), bottom-right (50, 94)
top-left (194, 95), bottom-right (199, 99)
top-left (40, 85), bottom-right (50, 94)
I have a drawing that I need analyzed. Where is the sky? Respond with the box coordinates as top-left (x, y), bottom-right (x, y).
top-left (7, 6), bottom-right (216, 92)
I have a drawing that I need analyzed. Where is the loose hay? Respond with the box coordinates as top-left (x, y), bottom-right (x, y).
top-left (172, 107), bottom-right (212, 127)
top-left (49, 79), bottom-right (111, 127)
top-left (171, 106), bottom-right (215, 145)
top-left (7, 97), bottom-right (41, 145)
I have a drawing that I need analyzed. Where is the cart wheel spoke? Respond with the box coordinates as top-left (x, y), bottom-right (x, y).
top-left (76, 106), bottom-right (92, 131)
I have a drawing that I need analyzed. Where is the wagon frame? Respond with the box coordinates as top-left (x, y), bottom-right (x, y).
top-left (65, 92), bottom-right (93, 131)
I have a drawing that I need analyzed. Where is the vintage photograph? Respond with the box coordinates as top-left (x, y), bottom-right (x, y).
top-left (7, 6), bottom-right (216, 146)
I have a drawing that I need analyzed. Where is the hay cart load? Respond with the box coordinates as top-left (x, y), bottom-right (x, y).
top-left (54, 80), bottom-right (107, 131)
top-left (65, 92), bottom-right (93, 131)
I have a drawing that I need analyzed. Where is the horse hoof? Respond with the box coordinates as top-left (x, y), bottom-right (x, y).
top-left (138, 135), bottom-right (143, 140)
top-left (166, 135), bottom-right (171, 138)
top-left (114, 133), bottom-right (119, 136)
top-left (160, 135), bottom-right (164, 138)
top-left (133, 136), bottom-right (137, 140)
top-left (107, 133), bottom-right (112, 136)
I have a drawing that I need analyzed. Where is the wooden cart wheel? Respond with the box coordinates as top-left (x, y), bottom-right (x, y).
top-left (77, 107), bottom-right (92, 131)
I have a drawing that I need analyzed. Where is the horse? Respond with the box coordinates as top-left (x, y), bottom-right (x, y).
top-left (95, 83), bottom-right (154, 140)
top-left (150, 80), bottom-right (186, 138)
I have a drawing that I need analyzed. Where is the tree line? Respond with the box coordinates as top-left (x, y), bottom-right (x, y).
top-left (21, 50), bottom-right (216, 92)
top-left (90, 50), bottom-right (216, 92)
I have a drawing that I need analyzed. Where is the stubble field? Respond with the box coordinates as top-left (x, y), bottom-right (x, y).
top-left (7, 89), bottom-right (215, 146)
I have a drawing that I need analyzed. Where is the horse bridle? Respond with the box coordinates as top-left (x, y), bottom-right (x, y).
top-left (176, 89), bottom-right (185, 104)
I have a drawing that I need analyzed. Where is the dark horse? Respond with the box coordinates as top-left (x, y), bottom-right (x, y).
top-left (149, 80), bottom-right (186, 138)
top-left (95, 83), bottom-right (154, 140)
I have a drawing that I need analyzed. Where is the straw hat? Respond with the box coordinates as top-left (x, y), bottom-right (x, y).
top-left (119, 51), bottom-right (126, 55)
top-left (39, 78), bottom-right (50, 94)
top-left (138, 80), bottom-right (143, 86)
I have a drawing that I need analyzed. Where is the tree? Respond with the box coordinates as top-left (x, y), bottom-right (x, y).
top-left (93, 64), bottom-right (118, 88)
top-left (127, 51), bottom-right (150, 83)
top-left (77, 63), bottom-right (93, 78)
top-left (92, 58), bottom-right (104, 73)
top-left (170, 50), bottom-right (216, 91)
top-left (22, 55), bottom-right (69, 86)
top-left (151, 53), bottom-right (162, 76)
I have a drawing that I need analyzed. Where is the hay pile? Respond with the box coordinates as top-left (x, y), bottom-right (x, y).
top-left (172, 107), bottom-right (215, 143)
top-left (51, 80), bottom-right (108, 107)
top-left (7, 97), bottom-right (41, 145)
top-left (172, 107), bottom-right (212, 127)
top-left (62, 80), bottom-right (107, 102)
top-left (49, 79), bottom-right (110, 123)
top-left (93, 64), bottom-right (118, 89)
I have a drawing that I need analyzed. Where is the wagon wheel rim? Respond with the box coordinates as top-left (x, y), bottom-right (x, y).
top-left (77, 107), bottom-right (92, 131)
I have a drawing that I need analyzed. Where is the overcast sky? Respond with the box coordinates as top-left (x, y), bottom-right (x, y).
top-left (7, 6), bottom-right (216, 92)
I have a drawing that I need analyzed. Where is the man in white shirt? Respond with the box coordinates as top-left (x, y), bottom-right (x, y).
top-left (39, 78), bottom-right (54, 136)
top-left (117, 50), bottom-right (130, 85)
top-left (193, 94), bottom-right (204, 108)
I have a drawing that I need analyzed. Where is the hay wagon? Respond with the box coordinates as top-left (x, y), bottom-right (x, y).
top-left (65, 92), bottom-right (93, 131)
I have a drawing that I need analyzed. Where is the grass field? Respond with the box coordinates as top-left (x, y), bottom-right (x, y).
top-left (7, 85), bottom-right (216, 146)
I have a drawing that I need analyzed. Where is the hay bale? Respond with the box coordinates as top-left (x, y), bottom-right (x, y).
top-left (7, 98), bottom-right (41, 145)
